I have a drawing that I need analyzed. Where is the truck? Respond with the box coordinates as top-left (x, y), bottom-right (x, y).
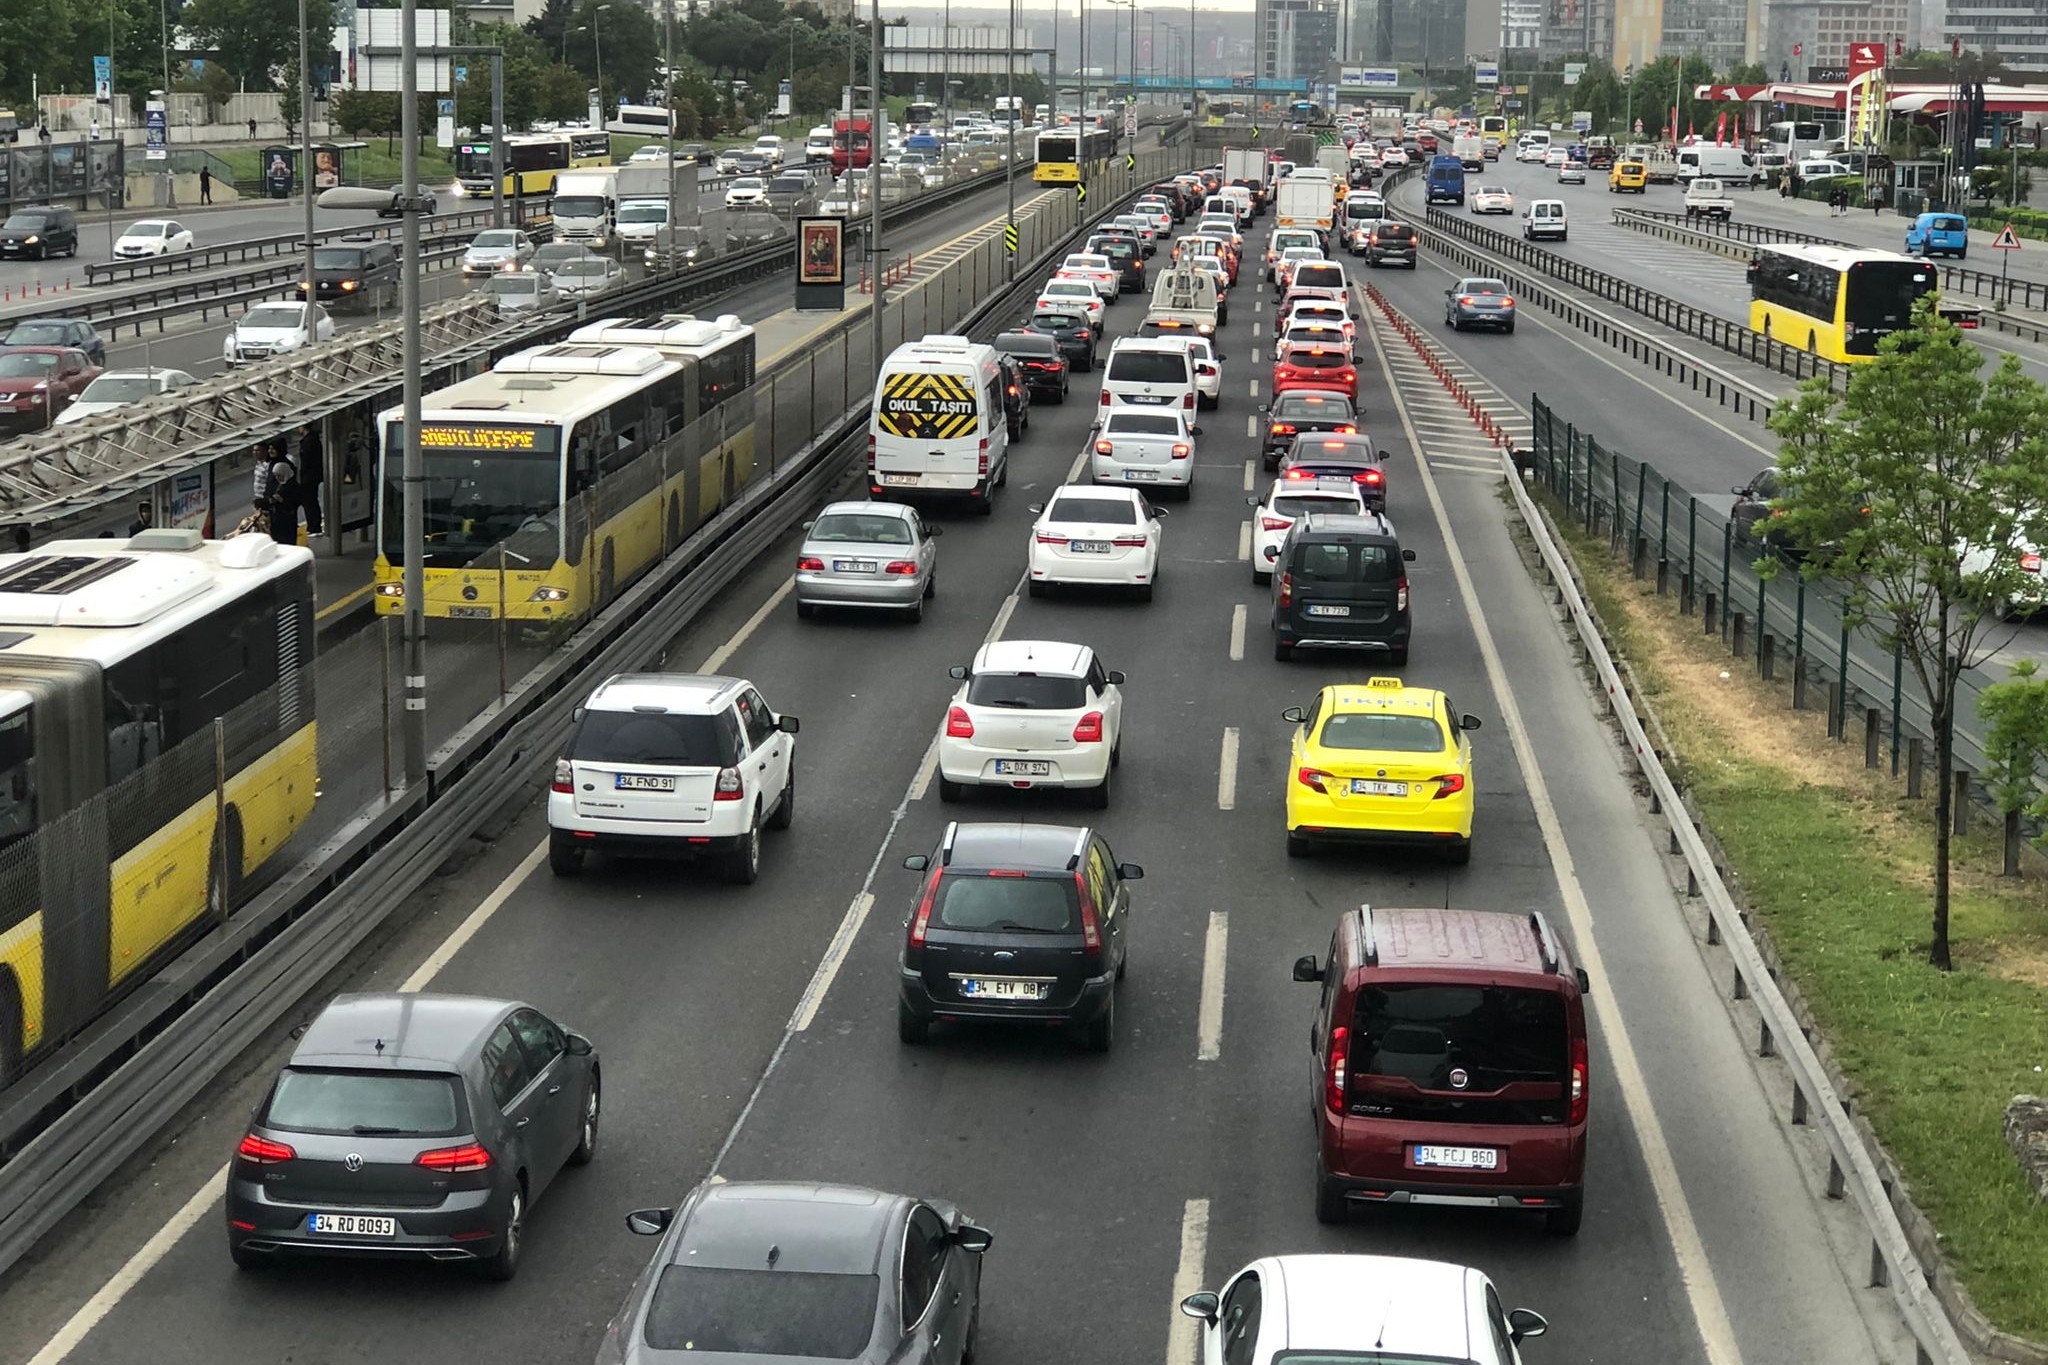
top-left (1582, 135), bottom-right (1616, 169)
top-left (1284, 132), bottom-right (1320, 170)
top-left (1369, 108), bottom-right (1405, 145)
top-left (1315, 144), bottom-right (1352, 179)
top-left (550, 167), bottom-right (620, 248)
top-left (1274, 169), bottom-right (1336, 234)
top-left (1223, 146), bottom-right (1268, 206)
top-left (1682, 176), bottom-right (1733, 220)
top-left (1451, 134), bottom-right (1484, 171)
top-left (1626, 144), bottom-right (1678, 184)
top-left (611, 163), bottom-right (675, 249)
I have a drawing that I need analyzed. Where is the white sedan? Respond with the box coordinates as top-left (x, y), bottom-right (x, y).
top-left (1026, 485), bottom-right (1164, 600)
top-left (1092, 408), bottom-right (1196, 494)
top-left (724, 176), bottom-right (769, 209)
top-left (1247, 475), bottom-right (1366, 583)
top-left (935, 639), bottom-right (1125, 804)
top-left (1284, 301), bottom-right (1355, 341)
top-left (1545, 147), bottom-right (1570, 169)
top-left (1472, 185), bottom-right (1516, 213)
top-left (461, 228), bottom-right (535, 274)
top-left (1057, 253), bottom-right (1122, 300)
top-left (222, 301), bottom-right (334, 365)
top-left (113, 219), bottom-right (194, 258)
top-left (552, 254), bottom-right (627, 298)
top-left (1035, 279), bottom-right (1106, 329)
top-left (55, 367), bottom-right (199, 423)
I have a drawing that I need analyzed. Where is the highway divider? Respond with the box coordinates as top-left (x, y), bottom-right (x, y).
top-left (79, 206), bottom-right (502, 289)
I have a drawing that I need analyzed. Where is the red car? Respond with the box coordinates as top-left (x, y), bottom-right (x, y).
top-left (1271, 339), bottom-right (1357, 404)
top-left (1294, 905), bottom-right (1591, 1234)
top-left (0, 346), bottom-right (101, 434)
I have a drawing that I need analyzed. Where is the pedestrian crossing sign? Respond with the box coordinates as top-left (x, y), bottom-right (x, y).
top-left (1992, 223), bottom-right (2023, 250)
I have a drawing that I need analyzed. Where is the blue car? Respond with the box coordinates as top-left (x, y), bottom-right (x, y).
top-left (1906, 211), bottom-right (1969, 260)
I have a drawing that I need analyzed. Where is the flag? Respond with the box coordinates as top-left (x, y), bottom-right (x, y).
top-left (1952, 36), bottom-right (1961, 58)
top-left (1715, 111), bottom-right (1727, 145)
top-left (1893, 33), bottom-right (1904, 58)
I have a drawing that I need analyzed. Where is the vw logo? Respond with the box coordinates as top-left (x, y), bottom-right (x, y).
top-left (343, 1153), bottom-right (364, 1172)
top-left (1447, 1068), bottom-right (1470, 1091)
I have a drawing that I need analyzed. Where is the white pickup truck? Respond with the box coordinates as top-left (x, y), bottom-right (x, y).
top-left (1683, 177), bottom-right (1733, 221)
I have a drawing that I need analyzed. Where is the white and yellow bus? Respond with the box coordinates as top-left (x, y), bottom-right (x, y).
top-left (373, 314), bottom-right (758, 625)
top-left (1748, 243), bottom-right (1937, 362)
top-left (0, 529), bottom-right (317, 1082)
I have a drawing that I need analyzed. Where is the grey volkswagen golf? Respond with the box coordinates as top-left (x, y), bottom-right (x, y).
top-left (225, 992), bottom-right (600, 1280)
top-left (595, 1181), bottom-right (993, 1365)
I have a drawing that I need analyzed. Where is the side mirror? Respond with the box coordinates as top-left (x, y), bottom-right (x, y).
top-left (1461, 713), bottom-right (1482, 731)
top-left (1105, 669), bottom-right (1126, 685)
top-left (778, 714), bottom-right (800, 734)
top-left (1280, 705), bottom-right (1307, 723)
top-left (1191, 425), bottom-right (1203, 436)
top-left (625, 1207), bottom-right (673, 1236)
top-left (1028, 503), bottom-right (1045, 515)
top-left (1116, 862), bottom-right (1145, 880)
top-left (948, 664), bottom-right (968, 680)
top-left (1293, 954), bottom-right (1324, 983)
top-left (1401, 548), bottom-right (1417, 562)
top-left (1246, 496), bottom-right (1258, 507)
top-left (903, 853), bottom-right (931, 872)
top-left (801, 519), bottom-right (815, 530)
top-left (1576, 966), bottom-right (1591, 993)
top-left (1179, 1291), bottom-right (1220, 1324)
top-left (1263, 545), bottom-right (1280, 562)
top-left (565, 1032), bottom-right (595, 1056)
top-left (954, 1224), bottom-right (995, 1253)
top-left (1507, 1308), bottom-right (1548, 1343)
top-left (572, 706), bottom-right (586, 723)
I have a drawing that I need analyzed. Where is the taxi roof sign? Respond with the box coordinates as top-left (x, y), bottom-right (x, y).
top-left (1368, 676), bottom-right (1403, 688)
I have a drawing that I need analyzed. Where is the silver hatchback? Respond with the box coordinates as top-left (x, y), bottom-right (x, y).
top-left (796, 501), bottom-right (941, 621)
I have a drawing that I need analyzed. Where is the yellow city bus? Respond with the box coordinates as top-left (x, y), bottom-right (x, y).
top-left (0, 531), bottom-right (317, 1082)
top-left (1034, 127), bottom-right (1113, 183)
top-left (1479, 115), bottom-right (1508, 152)
top-left (373, 315), bottom-right (758, 625)
top-left (1747, 243), bottom-right (1936, 362)
top-left (455, 131), bottom-right (614, 198)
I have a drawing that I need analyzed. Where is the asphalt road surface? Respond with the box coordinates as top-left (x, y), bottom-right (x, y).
top-left (0, 199), bottom-right (1913, 1365)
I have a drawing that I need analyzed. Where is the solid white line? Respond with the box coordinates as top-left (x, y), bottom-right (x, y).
top-left (908, 730), bottom-right (944, 803)
top-left (792, 892), bottom-right (875, 1032)
top-left (1229, 603), bottom-right (1246, 660)
top-left (1242, 459), bottom-right (1256, 492)
top-left (1196, 912), bottom-right (1229, 1061)
top-left (1216, 727), bottom-right (1239, 811)
top-left (1236, 522), bottom-right (1251, 564)
top-left (700, 577), bottom-right (795, 673)
top-left (1166, 1198), bottom-right (1213, 1365)
top-left (985, 590), bottom-right (1019, 646)
top-left (1367, 303), bottom-right (1746, 1365)
top-left (401, 840), bottom-right (551, 992)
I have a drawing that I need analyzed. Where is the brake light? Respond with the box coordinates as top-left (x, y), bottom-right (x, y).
top-left (908, 868), bottom-right (940, 949)
top-left (1008, 383), bottom-right (1019, 397)
top-left (1184, 391), bottom-right (1195, 409)
top-left (944, 705), bottom-right (977, 739)
top-left (1171, 443), bottom-right (1191, 459)
top-left (1296, 766), bottom-right (1331, 793)
top-left (1336, 424), bottom-right (1357, 435)
top-left (797, 555), bottom-right (824, 571)
top-left (1073, 711), bottom-right (1105, 742)
top-left (1261, 515), bottom-right (1292, 531)
top-left (1096, 439), bottom-right (1115, 455)
top-left (1501, 296), bottom-right (1516, 308)
top-left (1458, 295), bottom-right (1474, 306)
top-left (236, 1133), bottom-right (296, 1164)
top-left (1101, 389), bottom-right (1111, 407)
top-left (1111, 535), bottom-right (1149, 547)
top-left (1073, 871), bottom-right (1103, 953)
top-left (1278, 571), bottom-right (1294, 607)
top-left (1396, 577), bottom-right (1409, 611)
top-left (551, 758), bottom-right (574, 794)
top-left (1325, 1025), bottom-right (1348, 1110)
top-left (1431, 772), bottom-right (1466, 799)
top-left (866, 434), bottom-right (876, 472)
top-left (884, 560), bottom-right (918, 575)
top-left (1357, 469), bottom-right (1383, 485)
top-left (415, 1143), bottom-right (493, 1172)
top-left (1569, 1033), bottom-right (1589, 1125)
top-left (1270, 423), bottom-right (1296, 436)
top-left (714, 767), bottom-right (745, 801)
top-left (977, 438), bottom-right (990, 475)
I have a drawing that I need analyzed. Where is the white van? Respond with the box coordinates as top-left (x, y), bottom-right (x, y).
top-left (1100, 337), bottom-right (1198, 420)
top-left (1522, 199), bottom-right (1567, 241)
top-left (1516, 130), bottom-right (1552, 162)
top-left (1675, 145), bottom-right (1756, 184)
top-left (868, 335), bottom-right (1011, 513)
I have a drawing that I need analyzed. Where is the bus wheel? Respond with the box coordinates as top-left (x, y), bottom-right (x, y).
top-left (208, 809), bottom-right (245, 920)
top-left (0, 975), bottom-right (22, 1086)
top-left (1807, 331), bottom-right (1818, 354)
top-left (668, 493), bottom-right (682, 547)
top-left (599, 540), bottom-right (616, 604)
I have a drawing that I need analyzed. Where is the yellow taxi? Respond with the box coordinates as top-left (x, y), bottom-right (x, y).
top-left (1608, 160), bottom-right (1647, 193)
top-left (1282, 677), bottom-right (1480, 864)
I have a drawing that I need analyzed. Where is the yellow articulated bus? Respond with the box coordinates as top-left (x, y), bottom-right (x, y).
top-left (454, 131), bottom-right (613, 199)
top-left (0, 530), bottom-right (317, 1083)
top-left (1034, 127), bottom-right (1114, 184)
top-left (1747, 243), bottom-right (1939, 362)
top-left (373, 314), bottom-right (758, 626)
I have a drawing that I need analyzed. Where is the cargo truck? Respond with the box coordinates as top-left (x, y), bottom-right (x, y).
top-left (612, 163), bottom-right (677, 249)
top-left (1274, 168), bottom-right (1336, 234)
top-left (551, 167), bottom-right (620, 248)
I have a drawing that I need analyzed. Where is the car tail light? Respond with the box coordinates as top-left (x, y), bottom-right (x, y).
top-left (977, 438), bottom-right (990, 475)
top-left (1325, 1025), bottom-right (1349, 1110)
top-left (1112, 535), bottom-right (1149, 548)
top-left (237, 1133), bottom-right (296, 1164)
top-left (1357, 469), bottom-right (1383, 485)
top-left (1336, 424), bottom-right (1357, 435)
top-left (866, 434), bottom-right (876, 473)
top-left (1396, 577), bottom-right (1409, 612)
top-left (551, 759), bottom-right (574, 794)
top-left (1034, 533), bottom-right (1068, 545)
top-left (1184, 391), bottom-right (1195, 409)
top-left (416, 1142), bottom-right (493, 1172)
top-left (1261, 515), bottom-right (1292, 531)
top-left (1079, 327), bottom-right (1091, 340)
top-left (884, 560), bottom-right (917, 575)
top-left (714, 767), bottom-right (745, 801)
top-left (1096, 439), bottom-right (1115, 455)
top-left (1072, 872), bottom-right (1103, 953)
top-left (1296, 766), bottom-right (1331, 793)
top-left (1100, 389), bottom-right (1111, 407)
top-left (946, 706), bottom-right (975, 738)
top-left (2024, 553), bottom-right (2042, 574)
top-left (797, 555), bottom-right (824, 571)
top-left (1569, 1033), bottom-right (1589, 1125)
top-left (1270, 423), bottom-right (1296, 436)
top-left (1278, 571), bottom-right (1294, 607)
top-left (1431, 772), bottom-right (1466, 799)
top-left (1073, 711), bottom-right (1104, 743)
top-left (908, 868), bottom-right (941, 949)
top-left (1171, 443), bottom-right (1191, 460)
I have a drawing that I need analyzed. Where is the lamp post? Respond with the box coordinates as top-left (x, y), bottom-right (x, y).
top-left (575, 5), bottom-right (611, 121)
top-left (942, 0), bottom-right (951, 135)
top-left (300, 0), bottom-right (313, 321)
top-left (869, 0), bottom-right (883, 379)
top-left (1004, 0), bottom-right (1015, 281)
top-left (1103, 0), bottom-right (1133, 107)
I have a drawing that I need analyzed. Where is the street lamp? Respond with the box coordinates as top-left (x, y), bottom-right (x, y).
top-left (1104, 0), bottom-right (1134, 106)
top-left (574, 5), bottom-right (612, 121)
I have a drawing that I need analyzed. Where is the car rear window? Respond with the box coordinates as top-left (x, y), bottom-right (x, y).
top-left (1291, 541), bottom-right (1400, 584)
top-left (1295, 265), bottom-right (1345, 289)
top-left (572, 709), bottom-right (739, 767)
top-left (1318, 711), bottom-right (1443, 752)
top-left (811, 512), bottom-right (912, 544)
top-left (1274, 394), bottom-right (1354, 419)
top-left (1045, 496), bottom-right (1138, 525)
top-left (645, 1266), bottom-right (879, 1359)
top-left (1283, 349), bottom-right (1347, 369)
top-left (264, 1068), bottom-right (465, 1136)
top-left (1032, 313), bottom-right (1083, 331)
top-left (1374, 224), bottom-right (1415, 241)
top-left (1108, 413), bottom-right (1183, 436)
top-left (995, 334), bottom-right (1057, 357)
top-left (1274, 493), bottom-right (1360, 518)
top-left (1106, 351), bottom-right (1189, 385)
top-left (935, 873), bottom-right (1079, 931)
top-left (1348, 983), bottom-right (1569, 1115)
top-left (966, 673), bottom-right (1086, 708)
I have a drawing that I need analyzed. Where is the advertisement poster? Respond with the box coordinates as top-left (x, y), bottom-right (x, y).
top-left (1475, 62), bottom-right (1500, 85)
top-left (170, 469), bottom-right (210, 532)
top-left (799, 217), bottom-right (843, 285)
top-left (314, 146), bottom-right (339, 188)
top-left (145, 101), bottom-right (167, 161)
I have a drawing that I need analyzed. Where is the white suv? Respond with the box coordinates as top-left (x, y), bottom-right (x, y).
top-left (548, 673), bottom-right (798, 884)
top-left (937, 641), bottom-right (1126, 806)
top-left (1182, 1255), bottom-right (1548, 1365)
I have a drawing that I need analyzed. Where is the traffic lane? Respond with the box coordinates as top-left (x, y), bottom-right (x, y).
top-left (712, 238), bottom-right (1720, 1365)
top-left (11, 279), bottom-right (1086, 1365)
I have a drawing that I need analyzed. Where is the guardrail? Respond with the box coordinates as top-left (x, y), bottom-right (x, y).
top-left (0, 132), bottom-right (1190, 1279)
top-left (81, 206), bottom-right (503, 288)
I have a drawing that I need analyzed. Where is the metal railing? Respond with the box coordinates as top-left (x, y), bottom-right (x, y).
top-left (80, 206), bottom-right (502, 288)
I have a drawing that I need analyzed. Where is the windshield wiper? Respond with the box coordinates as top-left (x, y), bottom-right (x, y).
top-left (982, 920), bottom-right (1063, 934)
top-left (350, 1125), bottom-right (407, 1136)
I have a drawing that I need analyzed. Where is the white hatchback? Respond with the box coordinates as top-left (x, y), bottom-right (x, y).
top-left (1027, 486), bottom-right (1165, 600)
top-left (936, 639), bottom-right (1126, 804)
top-left (1248, 476), bottom-right (1365, 584)
top-left (1092, 407), bottom-right (1196, 494)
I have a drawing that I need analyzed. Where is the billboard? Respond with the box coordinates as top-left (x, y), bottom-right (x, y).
top-left (1341, 68), bottom-right (1401, 88)
top-left (1475, 62), bottom-right (1500, 85)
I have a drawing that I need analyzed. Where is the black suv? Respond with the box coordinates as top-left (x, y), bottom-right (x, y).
top-left (1262, 391), bottom-right (1358, 469)
top-left (0, 205), bottom-right (79, 259)
top-left (1086, 234), bottom-right (1146, 294)
top-left (898, 821), bottom-right (1140, 1053)
top-left (1268, 511), bottom-right (1416, 664)
top-left (1022, 309), bottom-right (1095, 372)
top-left (299, 240), bottom-right (399, 310)
top-left (992, 331), bottom-right (1069, 403)
top-left (1363, 221), bottom-right (1418, 269)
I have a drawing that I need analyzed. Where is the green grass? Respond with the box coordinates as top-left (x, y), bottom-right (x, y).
top-left (1542, 498), bottom-right (2048, 1341)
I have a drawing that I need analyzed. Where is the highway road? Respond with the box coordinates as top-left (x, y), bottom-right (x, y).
top-left (0, 200), bottom-right (1912, 1365)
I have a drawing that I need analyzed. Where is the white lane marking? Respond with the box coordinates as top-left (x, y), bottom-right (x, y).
top-left (1229, 603), bottom-right (1247, 660)
top-left (401, 840), bottom-right (551, 991)
top-left (1254, 298), bottom-right (1263, 313)
top-left (908, 730), bottom-right (944, 802)
top-left (792, 892), bottom-right (876, 1032)
top-left (1217, 727), bottom-right (1239, 811)
top-left (1244, 414), bottom-right (1257, 439)
top-left (1366, 306), bottom-right (1746, 1365)
top-left (1197, 912), bottom-right (1229, 1061)
top-left (985, 590), bottom-right (1019, 646)
top-left (1166, 1198), bottom-right (1213, 1365)
top-left (1067, 439), bottom-right (1093, 482)
top-left (1236, 522), bottom-right (1251, 564)
top-left (1242, 459), bottom-right (1256, 492)
top-left (700, 577), bottom-right (795, 673)
top-left (1251, 322), bottom-right (1261, 337)
top-left (1247, 379), bottom-right (1259, 398)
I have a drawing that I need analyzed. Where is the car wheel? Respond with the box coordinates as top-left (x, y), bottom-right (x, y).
top-left (479, 1188), bottom-right (524, 1282)
top-left (1027, 579), bottom-right (1047, 598)
top-left (723, 817), bottom-right (762, 885)
top-left (962, 1308), bottom-right (981, 1365)
top-left (1314, 1160), bottom-right (1349, 1224)
top-left (1389, 646), bottom-right (1409, 666)
top-left (1252, 565), bottom-right (1270, 586)
top-left (796, 599), bottom-right (816, 620)
top-left (1545, 1190), bottom-right (1584, 1237)
top-left (1089, 767), bottom-right (1112, 810)
top-left (1286, 828), bottom-right (1312, 858)
top-left (898, 1000), bottom-right (931, 1045)
top-left (1137, 580), bottom-right (1154, 603)
top-left (937, 775), bottom-right (963, 803)
top-left (1110, 735), bottom-right (1122, 769)
top-left (768, 767), bottom-right (794, 829)
top-left (1446, 837), bottom-right (1472, 867)
top-left (548, 831), bottom-right (584, 877)
top-left (1083, 990), bottom-right (1115, 1053)
top-left (923, 571), bottom-right (937, 601)
top-left (568, 1076), bottom-right (601, 1165)
top-left (1056, 381), bottom-right (1069, 404)
top-left (1273, 639), bottom-right (1294, 662)
top-left (1504, 321), bottom-right (1515, 334)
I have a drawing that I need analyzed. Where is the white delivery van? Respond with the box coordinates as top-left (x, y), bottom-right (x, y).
top-left (1675, 145), bottom-right (1756, 184)
top-left (869, 335), bottom-right (1011, 513)
top-left (1522, 199), bottom-right (1568, 241)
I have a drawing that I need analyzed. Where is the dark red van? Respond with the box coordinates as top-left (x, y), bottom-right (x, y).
top-left (1292, 905), bottom-right (1591, 1234)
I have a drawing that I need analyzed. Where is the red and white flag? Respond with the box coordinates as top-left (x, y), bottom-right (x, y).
top-left (1715, 111), bottom-right (1727, 145)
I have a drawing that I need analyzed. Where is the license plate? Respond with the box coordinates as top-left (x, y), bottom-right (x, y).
top-left (832, 559), bottom-right (877, 572)
top-left (1123, 469), bottom-right (1159, 481)
top-left (1413, 1145), bottom-right (1500, 1170)
top-left (307, 1213), bottom-right (397, 1236)
top-left (1124, 395), bottom-right (1172, 405)
top-left (960, 978), bottom-right (1049, 1000)
top-left (995, 759), bottom-right (1053, 775)
top-left (1069, 540), bottom-right (1112, 554)
top-left (880, 474), bottom-right (919, 486)
top-left (1351, 779), bottom-right (1410, 796)
top-left (446, 605), bottom-right (492, 619)
top-left (1305, 604), bottom-right (1351, 617)
top-left (615, 773), bottom-right (679, 791)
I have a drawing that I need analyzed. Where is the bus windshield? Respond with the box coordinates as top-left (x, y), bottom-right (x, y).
top-left (382, 423), bottom-right (563, 566)
top-left (1845, 259), bottom-right (1935, 337)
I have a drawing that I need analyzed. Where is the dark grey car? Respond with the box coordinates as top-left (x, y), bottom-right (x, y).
top-left (225, 992), bottom-right (599, 1281)
top-left (1444, 276), bottom-right (1517, 333)
top-left (596, 1181), bottom-right (992, 1365)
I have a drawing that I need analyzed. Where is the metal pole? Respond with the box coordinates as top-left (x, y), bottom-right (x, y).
top-left (870, 0), bottom-right (884, 378)
top-left (943, 0), bottom-right (951, 136)
top-left (401, 0), bottom-right (427, 783)
top-left (1080, 0), bottom-right (1087, 127)
top-left (664, 0), bottom-right (676, 259)
top-left (161, 0), bottom-right (176, 206)
top-left (492, 55), bottom-right (504, 230)
top-left (1005, 0), bottom-right (1016, 282)
top-left (1051, 1), bottom-right (1059, 125)
top-left (300, 0), bottom-right (315, 310)
top-left (107, 0), bottom-right (118, 255)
